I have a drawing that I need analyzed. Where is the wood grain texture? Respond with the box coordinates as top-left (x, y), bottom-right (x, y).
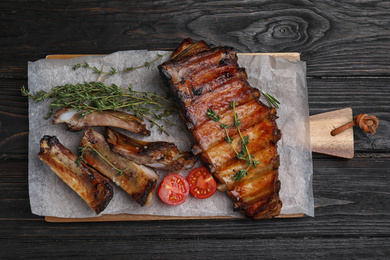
top-left (1, 228), bottom-right (390, 258)
top-left (0, 78), bottom-right (29, 158)
top-left (2, 220), bottom-right (389, 259)
top-left (1, 157), bottom-right (390, 258)
top-left (1, 0), bottom-right (390, 258)
top-left (1, 0), bottom-right (390, 77)
top-left (307, 77), bottom-right (390, 153)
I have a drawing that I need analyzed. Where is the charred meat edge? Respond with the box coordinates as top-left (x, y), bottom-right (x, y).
top-left (158, 38), bottom-right (282, 219)
top-left (80, 128), bottom-right (158, 206)
top-left (105, 127), bottom-right (197, 172)
top-left (38, 135), bottom-right (113, 214)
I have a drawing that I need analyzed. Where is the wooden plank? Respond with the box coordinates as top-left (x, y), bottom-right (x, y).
top-left (2, 156), bottom-right (390, 257)
top-left (46, 53), bottom-right (301, 61)
top-left (2, 236), bottom-right (389, 259)
top-left (1, 1), bottom-right (390, 258)
top-left (2, 214), bottom-right (390, 257)
top-left (238, 52), bottom-right (300, 61)
top-left (2, 1), bottom-right (390, 78)
top-left (44, 213), bottom-right (306, 223)
top-left (45, 54), bottom-right (103, 59)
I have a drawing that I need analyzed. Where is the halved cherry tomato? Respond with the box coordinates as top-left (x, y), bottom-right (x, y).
top-left (158, 173), bottom-right (189, 206)
top-left (187, 167), bottom-right (217, 199)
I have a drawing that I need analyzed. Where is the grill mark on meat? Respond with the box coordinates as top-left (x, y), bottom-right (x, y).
top-left (170, 46), bottom-right (235, 72)
top-left (193, 100), bottom-right (272, 151)
top-left (215, 145), bottom-right (280, 190)
top-left (52, 108), bottom-right (150, 136)
top-left (105, 127), bottom-right (197, 172)
top-left (202, 119), bottom-right (280, 172)
top-left (184, 76), bottom-right (255, 128)
top-left (38, 135), bottom-right (113, 214)
top-left (170, 55), bottom-right (240, 106)
top-left (170, 39), bottom-right (211, 61)
top-left (80, 128), bottom-right (158, 206)
top-left (159, 38), bottom-right (282, 219)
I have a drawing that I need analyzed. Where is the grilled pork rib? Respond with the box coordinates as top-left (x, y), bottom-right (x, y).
top-left (80, 128), bottom-right (159, 206)
top-left (38, 135), bottom-right (113, 214)
top-left (159, 39), bottom-right (282, 219)
top-left (53, 108), bottom-right (150, 136)
top-left (105, 127), bottom-right (197, 172)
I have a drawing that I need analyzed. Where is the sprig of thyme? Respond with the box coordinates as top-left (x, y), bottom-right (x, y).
top-left (230, 101), bottom-right (261, 180)
top-left (22, 82), bottom-right (177, 135)
top-left (206, 108), bottom-right (221, 122)
top-left (77, 146), bottom-right (133, 176)
top-left (72, 52), bottom-right (171, 76)
top-left (262, 92), bottom-right (280, 108)
top-left (206, 102), bottom-right (260, 181)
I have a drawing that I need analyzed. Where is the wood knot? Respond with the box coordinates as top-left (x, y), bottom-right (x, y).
top-left (272, 24), bottom-right (299, 39)
top-left (330, 114), bottom-right (379, 136)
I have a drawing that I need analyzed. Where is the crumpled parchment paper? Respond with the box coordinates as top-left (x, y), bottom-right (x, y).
top-left (28, 50), bottom-right (314, 218)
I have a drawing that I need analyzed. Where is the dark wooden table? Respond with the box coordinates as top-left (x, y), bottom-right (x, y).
top-left (1, 1), bottom-right (389, 258)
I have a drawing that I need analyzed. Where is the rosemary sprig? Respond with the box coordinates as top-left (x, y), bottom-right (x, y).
top-left (21, 82), bottom-right (177, 135)
top-left (206, 102), bottom-right (260, 181)
top-left (72, 52), bottom-right (171, 76)
top-left (262, 91), bottom-right (280, 108)
top-left (77, 146), bottom-right (133, 176)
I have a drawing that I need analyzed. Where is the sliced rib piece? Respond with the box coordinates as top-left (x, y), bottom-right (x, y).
top-left (38, 135), bottom-right (113, 214)
top-left (80, 128), bottom-right (158, 206)
top-left (52, 108), bottom-right (150, 136)
top-left (105, 127), bottom-right (197, 172)
top-left (159, 38), bottom-right (282, 219)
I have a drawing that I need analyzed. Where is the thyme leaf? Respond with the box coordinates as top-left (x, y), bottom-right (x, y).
top-left (262, 92), bottom-right (280, 108)
top-left (76, 145), bottom-right (133, 176)
top-left (72, 52), bottom-right (171, 76)
top-left (206, 103), bottom-right (260, 181)
top-left (22, 81), bottom-right (178, 135)
top-left (233, 169), bottom-right (248, 181)
top-left (206, 108), bottom-right (221, 122)
top-left (75, 147), bottom-right (86, 167)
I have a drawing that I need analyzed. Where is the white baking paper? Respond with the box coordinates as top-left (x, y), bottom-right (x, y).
top-left (28, 50), bottom-right (314, 218)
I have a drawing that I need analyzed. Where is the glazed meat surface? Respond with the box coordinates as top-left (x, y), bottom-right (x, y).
top-left (38, 135), bottom-right (113, 214)
top-left (159, 39), bottom-right (282, 219)
top-left (80, 128), bottom-right (158, 206)
top-left (105, 127), bottom-right (197, 172)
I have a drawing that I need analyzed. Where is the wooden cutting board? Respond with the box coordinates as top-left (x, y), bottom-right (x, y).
top-left (310, 108), bottom-right (354, 159)
top-left (43, 53), bottom-right (353, 222)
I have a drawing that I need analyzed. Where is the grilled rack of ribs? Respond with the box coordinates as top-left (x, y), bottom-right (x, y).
top-left (159, 39), bottom-right (282, 219)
